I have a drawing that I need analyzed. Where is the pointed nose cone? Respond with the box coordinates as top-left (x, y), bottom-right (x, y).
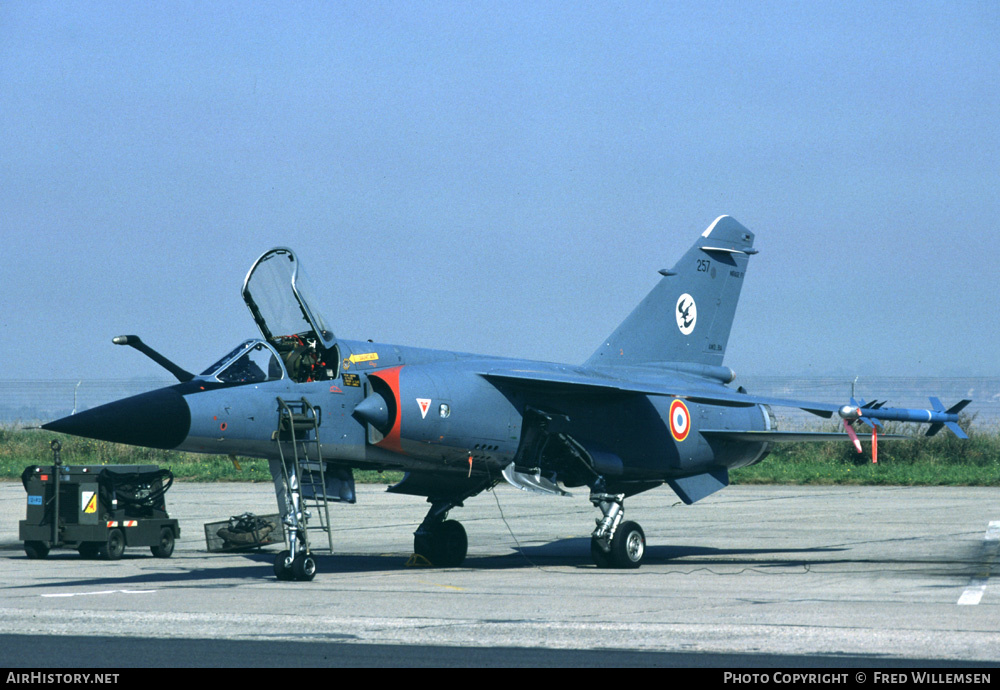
top-left (352, 392), bottom-right (389, 432)
top-left (43, 387), bottom-right (191, 449)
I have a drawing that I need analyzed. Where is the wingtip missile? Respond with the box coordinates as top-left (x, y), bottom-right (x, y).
top-left (838, 398), bottom-right (970, 439)
top-left (926, 399), bottom-right (971, 439)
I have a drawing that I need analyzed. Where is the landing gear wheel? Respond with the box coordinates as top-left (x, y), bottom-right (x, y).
top-left (609, 521), bottom-right (645, 569)
top-left (590, 537), bottom-right (611, 568)
top-left (99, 528), bottom-right (125, 561)
top-left (151, 527), bottom-right (175, 558)
top-left (274, 550), bottom-right (295, 581)
top-left (414, 520), bottom-right (468, 567)
top-left (24, 541), bottom-right (49, 559)
top-left (292, 553), bottom-right (317, 581)
top-left (78, 542), bottom-right (100, 559)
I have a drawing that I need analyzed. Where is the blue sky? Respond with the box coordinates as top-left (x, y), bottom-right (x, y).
top-left (2, 1), bottom-right (998, 381)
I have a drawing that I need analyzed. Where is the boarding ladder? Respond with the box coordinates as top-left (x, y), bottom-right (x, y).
top-left (274, 397), bottom-right (334, 553)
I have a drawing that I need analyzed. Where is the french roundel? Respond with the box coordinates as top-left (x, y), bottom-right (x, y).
top-left (669, 399), bottom-right (691, 442)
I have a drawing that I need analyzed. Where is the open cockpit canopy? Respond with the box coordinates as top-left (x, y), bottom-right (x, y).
top-left (242, 248), bottom-right (339, 382)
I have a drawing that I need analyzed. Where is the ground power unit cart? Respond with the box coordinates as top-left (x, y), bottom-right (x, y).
top-left (19, 441), bottom-right (179, 560)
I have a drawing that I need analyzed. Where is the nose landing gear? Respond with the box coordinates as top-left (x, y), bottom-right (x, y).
top-left (274, 549), bottom-right (317, 581)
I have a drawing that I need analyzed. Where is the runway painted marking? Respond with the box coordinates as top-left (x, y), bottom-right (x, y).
top-left (986, 521), bottom-right (1000, 542)
top-left (957, 521), bottom-right (999, 606)
top-left (419, 581), bottom-right (465, 591)
top-left (958, 580), bottom-right (986, 606)
top-left (41, 590), bottom-right (157, 598)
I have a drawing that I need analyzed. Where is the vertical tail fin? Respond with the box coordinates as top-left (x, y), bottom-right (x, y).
top-left (585, 216), bottom-right (756, 369)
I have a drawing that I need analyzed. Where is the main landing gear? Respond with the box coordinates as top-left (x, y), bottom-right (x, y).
top-left (410, 491), bottom-right (647, 569)
top-left (413, 501), bottom-right (468, 567)
top-left (589, 490), bottom-right (646, 569)
top-left (407, 479), bottom-right (647, 569)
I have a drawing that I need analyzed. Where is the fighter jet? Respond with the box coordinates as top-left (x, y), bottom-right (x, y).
top-left (43, 216), bottom-right (969, 579)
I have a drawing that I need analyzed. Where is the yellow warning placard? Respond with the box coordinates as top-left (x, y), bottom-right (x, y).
top-left (83, 491), bottom-right (97, 514)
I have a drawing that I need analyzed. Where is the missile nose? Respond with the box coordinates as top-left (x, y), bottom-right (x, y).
top-left (42, 387), bottom-right (191, 449)
top-left (838, 405), bottom-right (860, 420)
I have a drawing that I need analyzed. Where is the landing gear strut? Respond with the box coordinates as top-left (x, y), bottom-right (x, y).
top-left (590, 491), bottom-right (646, 569)
top-left (409, 476), bottom-right (498, 567)
top-left (413, 501), bottom-right (468, 567)
top-left (269, 457), bottom-right (317, 581)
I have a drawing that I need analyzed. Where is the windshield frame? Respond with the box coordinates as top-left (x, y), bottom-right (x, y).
top-left (198, 339), bottom-right (287, 383)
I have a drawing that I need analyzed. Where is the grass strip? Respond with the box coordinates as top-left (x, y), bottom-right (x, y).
top-left (1, 428), bottom-right (402, 484)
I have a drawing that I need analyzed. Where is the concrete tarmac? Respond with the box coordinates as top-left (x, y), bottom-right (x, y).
top-left (1, 480), bottom-right (998, 667)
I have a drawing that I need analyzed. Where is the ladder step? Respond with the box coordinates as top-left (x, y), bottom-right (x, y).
top-left (275, 397), bottom-right (334, 553)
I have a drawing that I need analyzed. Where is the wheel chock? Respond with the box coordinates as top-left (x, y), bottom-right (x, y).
top-left (405, 553), bottom-right (434, 567)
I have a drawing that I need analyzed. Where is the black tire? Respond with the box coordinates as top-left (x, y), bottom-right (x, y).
top-left (151, 527), bottom-right (175, 558)
top-left (99, 528), bottom-right (126, 561)
top-left (436, 520), bottom-right (468, 567)
top-left (292, 553), bottom-right (317, 581)
top-left (413, 532), bottom-right (433, 563)
top-left (274, 550), bottom-right (295, 581)
top-left (609, 521), bottom-right (645, 569)
top-left (24, 541), bottom-right (49, 559)
top-left (414, 520), bottom-right (468, 567)
top-left (590, 537), bottom-right (612, 568)
top-left (78, 542), bottom-right (100, 559)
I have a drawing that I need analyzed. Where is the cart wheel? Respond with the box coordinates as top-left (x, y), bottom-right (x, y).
top-left (24, 541), bottom-right (50, 559)
top-left (151, 527), bottom-right (175, 558)
top-left (78, 542), bottom-right (100, 559)
top-left (99, 528), bottom-right (125, 561)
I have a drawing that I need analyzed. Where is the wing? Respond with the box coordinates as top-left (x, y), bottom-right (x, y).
top-left (700, 430), bottom-right (909, 442)
top-left (480, 367), bottom-right (841, 418)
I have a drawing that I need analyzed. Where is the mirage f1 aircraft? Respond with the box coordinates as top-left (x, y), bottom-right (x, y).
top-left (43, 216), bottom-right (970, 580)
